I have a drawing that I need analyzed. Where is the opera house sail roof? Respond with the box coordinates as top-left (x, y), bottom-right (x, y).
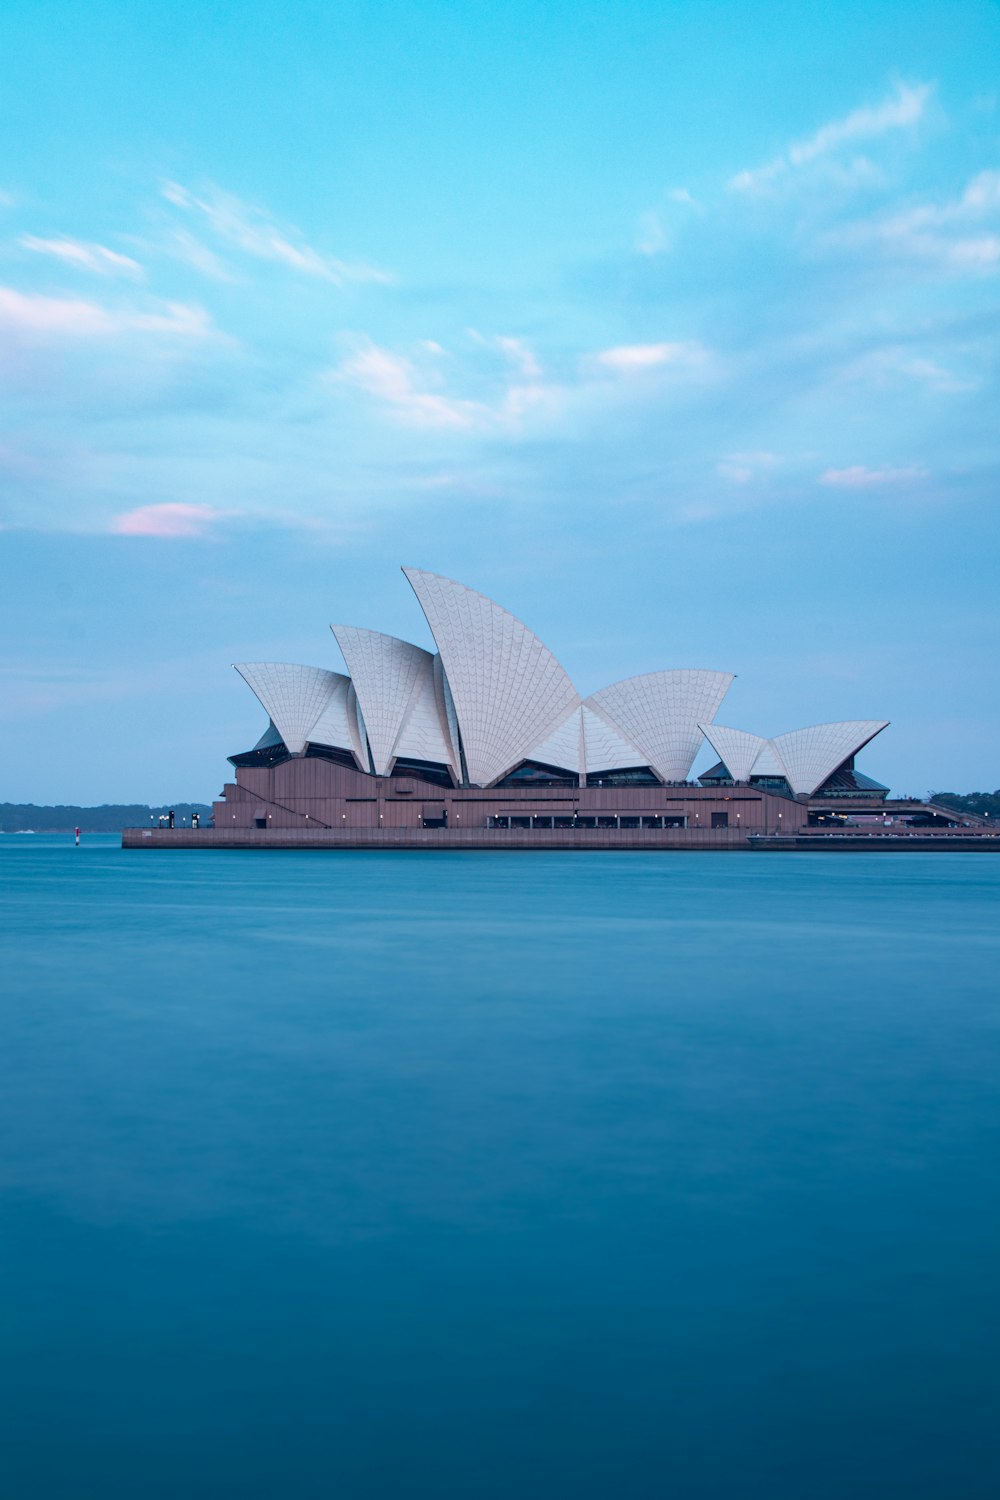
top-left (231, 568), bottom-right (888, 796)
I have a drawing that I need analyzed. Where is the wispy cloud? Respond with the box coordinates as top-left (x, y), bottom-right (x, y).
top-left (161, 180), bottom-right (392, 285)
top-left (467, 329), bottom-right (542, 379)
top-left (820, 464), bottom-right (928, 488)
top-left (839, 345), bottom-right (975, 393)
top-left (634, 188), bottom-right (700, 257)
top-left (334, 341), bottom-right (482, 428)
top-left (825, 169), bottom-right (1000, 272)
top-left (595, 341), bottom-right (708, 373)
top-left (332, 334), bottom-right (561, 431)
top-left (333, 329), bottom-right (715, 435)
top-left (19, 234), bottom-right (143, 279)
top-left (161, 227), bottom-right (236, 282)
top-left (111, 503), bottom-right (225, 537)
top-left (730, 80), bottom-right (931, 195)
top-left (717, 452), bottom-right (776, 484)
top-left (635, 210), bottom-right (669, 257)
top-left (0, 286), bottom-right (214, 339)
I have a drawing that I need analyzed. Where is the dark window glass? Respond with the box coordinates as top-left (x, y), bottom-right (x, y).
top-left (588, 767), bottom-right (660, 787)
top-left (711, 811), bottom-right (729, 829)
top-left (496, 761), bottom-right (579, 788)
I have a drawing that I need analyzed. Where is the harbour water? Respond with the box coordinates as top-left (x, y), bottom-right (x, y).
top-left (2, 836), bottom-right (999, 1497)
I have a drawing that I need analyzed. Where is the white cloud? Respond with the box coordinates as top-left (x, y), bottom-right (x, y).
top-left (493, 335), bottom-right (541, 380)
top-left (19, 235), bottom-right (143, 279)
top-left (334, 341), bottom-right (481, 428)
top-left (819, 464), bottom-right (928, 488)
top-left (332, 335), bottom-right (561, 432)
top-left (717, 451), bottom-right (776, 484)
top-left (161, 179), bottom-right (392, 286)
top-left (840, 346), bottom-right (974, 393)
top-left (112, 502), bottom-right (225, 538)
top-left (730, 80), bottom-right (931, 195)
top-left (635, 210), bottom-right (668, 256)
top-left (595, 341), bottom-right (708, 373)
top-left (825, 168), bottom-right (1000, 273)
top-left (333, 331), bottom-right (712, 435)
top-left (162, 227), bottom-right (236, 282)
top-left (0, 286), bottom-right (214, 339)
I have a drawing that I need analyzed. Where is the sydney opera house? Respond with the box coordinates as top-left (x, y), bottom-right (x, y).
top-left (137, 566), bottom-right (913, 848)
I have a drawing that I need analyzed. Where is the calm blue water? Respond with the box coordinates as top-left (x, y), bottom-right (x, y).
top-left (2, 836), bottom-right (999, 1498)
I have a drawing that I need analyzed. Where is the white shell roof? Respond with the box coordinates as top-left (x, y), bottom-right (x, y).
top-left (234, 663), bottom-right (358, 756)
top-left (332, 625), bottom-right (440, 776)
top-left (582, 703), bottom-right (648, 772)
top-left (404, 567), bottom-right (581, 786)
top-left (699, 724), bottom-right (768, 783)
top-left (393, 661), bottom-right (461, 776)
top-left (588, 669), bottom-right (734, 782)
top-left (769, 720), bottom-right (889, 796)
top-left (748, 741), bottom-right (786, 778)
top-left (524, 706), bottom-right (584, 774)
top-left (305, 674), bottom-right (360, 761)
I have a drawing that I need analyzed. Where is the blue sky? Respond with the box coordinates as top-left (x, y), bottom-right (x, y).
top-left (2, 0), bottom-right (999, 802)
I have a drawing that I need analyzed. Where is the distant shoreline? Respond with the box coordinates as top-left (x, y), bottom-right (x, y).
top-left (0, 803), bottom-right (212, 834)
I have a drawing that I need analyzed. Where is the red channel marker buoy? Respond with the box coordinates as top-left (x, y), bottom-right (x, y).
top-left (75, 827), bottom-right (80, 846)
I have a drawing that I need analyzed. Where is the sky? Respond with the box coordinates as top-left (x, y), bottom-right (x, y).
top-left (1, 0), bottom-right (999, 802)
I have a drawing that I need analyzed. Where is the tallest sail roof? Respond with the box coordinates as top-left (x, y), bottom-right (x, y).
top-left (403, 567), bottom-right (580, 786)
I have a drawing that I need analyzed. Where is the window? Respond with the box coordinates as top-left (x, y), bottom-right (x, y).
top-left (496, 760), bottom-right (578, 788)
top-left (711, 811), bottom-right (729, 829)
top-left (588, 767), bottom-right (660, 787)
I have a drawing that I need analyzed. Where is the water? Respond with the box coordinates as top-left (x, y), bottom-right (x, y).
top-left (2, 836), bottom-right (999, 1498)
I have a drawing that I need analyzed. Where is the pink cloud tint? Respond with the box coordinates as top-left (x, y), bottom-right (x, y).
top-left (819, 465), bottom-right (928, 489)
top-left (112, 503), bottom-right (221, 538)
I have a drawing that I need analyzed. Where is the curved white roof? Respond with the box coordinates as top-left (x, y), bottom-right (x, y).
top-left (392, 660), bottom-right (461, 776)
top-left (306, 674), bottom-right (361, 761)
top-left (332, 626), bottom-right (440, 776)
top-left (588, 669), bottom-right (734, 782)
top-left (699, 724), bottom-right (768, 783)
top-left (524, 706), bottom-right (584, 774)
top-left (770, 720), bottom-right (889, 796)
top-left (403, 567), bottom-right (580, 786)
top-left (234, 663), bottom-right (357, 756)
top-left (747, 741), bottom-right (786, 778)
top-left (582, 703), bottom-right (647, 773)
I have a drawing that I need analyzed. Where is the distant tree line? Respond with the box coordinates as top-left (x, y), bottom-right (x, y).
top-left (0, 803), bottom-right (213, 832)
top-left (929, 790), bottom-right (1000, 817)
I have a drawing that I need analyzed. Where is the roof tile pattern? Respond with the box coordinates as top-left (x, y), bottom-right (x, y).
top-left (769, 721), bottom-right (889, 796)
top-left (307, 675), bottom-right (359, 759)
top-left (581, 703), bottom-right (647, 772)
top-left (747, 741), bottom-right (786, 778)
top-left (404, 568), bottom-right (580, 786)
top-left (699, 724), bottom-right (768, 783)
top-left (588, 669), bottom-right (734, 782)
top-left (234, 663), bottom-right (355, 756)
top-left (524, 706), bottom-right (584, 774)
top-left (332, 626), bottom-right (441, 775)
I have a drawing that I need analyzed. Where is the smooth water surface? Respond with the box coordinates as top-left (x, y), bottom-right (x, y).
top-left (2, 837), bottom-right (999, 1498)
